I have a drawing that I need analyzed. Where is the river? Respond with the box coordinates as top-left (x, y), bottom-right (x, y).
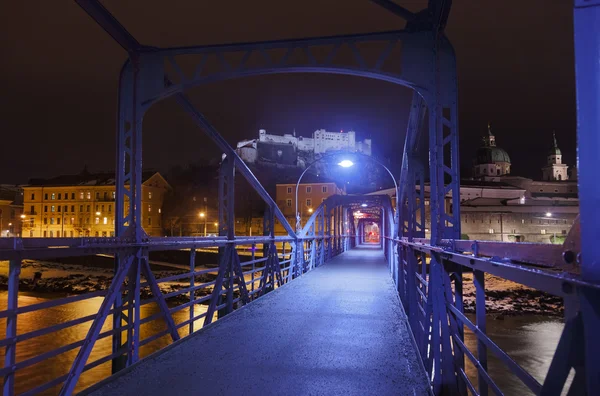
top-left (0, 291), bottom-right (566, 395)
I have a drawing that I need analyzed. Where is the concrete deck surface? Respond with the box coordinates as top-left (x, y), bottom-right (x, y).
top-left (85, 245), bottom-right (430, 396)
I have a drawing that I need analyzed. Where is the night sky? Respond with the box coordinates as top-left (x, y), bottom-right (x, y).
top-left (0, 1), bottom-right (576, 184)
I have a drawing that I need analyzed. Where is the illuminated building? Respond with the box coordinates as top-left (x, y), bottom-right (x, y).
top-left (21, 169), bottom-right (170, 237)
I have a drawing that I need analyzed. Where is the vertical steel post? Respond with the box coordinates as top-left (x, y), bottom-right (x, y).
top-left (189, 248), bottom-right (196, 334)
top-left (474, 270), bottom-right (488, 396)
top-left (217, 157), bottom-right (235, 318)
top-left (3, 259), bottom-right (20, 396)
top-left (574, 2), bottom-right (600, 393)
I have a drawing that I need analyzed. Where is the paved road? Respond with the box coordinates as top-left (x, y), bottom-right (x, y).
top-left (85, 245), bottom-right (430, 396)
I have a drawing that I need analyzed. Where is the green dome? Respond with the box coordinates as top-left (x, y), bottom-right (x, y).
top-left (475, 146), bottom-right (511, 165)
top-left (548, 146), bottom-right (562, 156)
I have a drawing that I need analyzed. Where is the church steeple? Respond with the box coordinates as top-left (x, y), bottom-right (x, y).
top-left (483, 122), bottom-right (496, 147)
top-left (542, 130), bottom-right (568, 181)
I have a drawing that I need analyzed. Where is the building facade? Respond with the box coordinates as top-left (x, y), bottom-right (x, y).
top-left (276, 181), bottom-right (344, 220)
top-left (237, 129), bottom-right (372, 167)
top-left (21, 170), bottom-right (170, 238)
top-left (0, 185), bottom-right (24, 237)
top-left (373, 126), bottom-right (578, 244)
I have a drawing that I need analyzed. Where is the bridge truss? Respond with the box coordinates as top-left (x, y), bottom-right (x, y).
top-left (1, 1), bottom-right (599, 395)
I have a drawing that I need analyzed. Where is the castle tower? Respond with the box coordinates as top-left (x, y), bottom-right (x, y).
top-left (472, 123), bottom-right (511, 179)
top-left (541, 131), bottom-right (569, 181)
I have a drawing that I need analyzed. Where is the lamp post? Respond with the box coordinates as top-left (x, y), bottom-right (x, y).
top-left (294, 152), bottom-right (399, 232)
top-left (199, 212), bottom-right (207, 236)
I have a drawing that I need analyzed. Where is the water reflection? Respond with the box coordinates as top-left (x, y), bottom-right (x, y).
top-left (0, 291), bottom-right (207, 395)
top-left (463, 314), bottom-right (566, 395)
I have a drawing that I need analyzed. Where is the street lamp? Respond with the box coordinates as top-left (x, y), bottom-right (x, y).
top-left (294, 152), bottom-right (399, 232)
top-left (199, 212), bottom-right (207, 236)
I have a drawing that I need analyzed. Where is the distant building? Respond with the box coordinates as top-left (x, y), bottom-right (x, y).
top-left (0, 185), bottom-right (24, 237)
top-left (542, 132), bottom-right (569, 181)
top-left (237, 129), bottom-right (372, 167)
top-left (473, 123), bottom-right (511, 178)
top-left (21, 169), bottom-right (171, 238)
top-left (373, 125), bottom-right (579, 244)
top-left (276, 180), bottom-right (344, 222)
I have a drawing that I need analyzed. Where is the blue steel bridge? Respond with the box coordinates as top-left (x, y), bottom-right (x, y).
top-left (2, 1), bottom-right (599, 395)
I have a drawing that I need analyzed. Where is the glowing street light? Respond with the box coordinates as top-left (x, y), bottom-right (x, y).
top-left (95, 211), bottom-right (101, 216)
top-left (545, 212), bottom-right (552, 217)
top-left (337, 160), bottom-right (354, 168)
top-left (361, 203), bottom-right (368, 207)
top-left (308, 208), bottom-right (313, 213)
top-left (20, 214), bottom-right (26, 219)
top-left (199, 212), bottom-right (205, 218)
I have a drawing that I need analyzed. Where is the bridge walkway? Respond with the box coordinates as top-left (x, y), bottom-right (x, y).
top-left (85, 245), bottom-right (430, 396)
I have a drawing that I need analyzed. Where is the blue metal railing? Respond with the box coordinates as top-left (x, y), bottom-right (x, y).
top-left (0, 232), bottom-right (349, 395)
top-left (385, 236), bottom-right (599, 395)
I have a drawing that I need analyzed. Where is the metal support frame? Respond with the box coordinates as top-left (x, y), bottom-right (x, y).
top-left (7, 1), bottom-right (599, 396)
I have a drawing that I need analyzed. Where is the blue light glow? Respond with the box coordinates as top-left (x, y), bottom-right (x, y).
top-left (338, 160), bottom-right (354, 168)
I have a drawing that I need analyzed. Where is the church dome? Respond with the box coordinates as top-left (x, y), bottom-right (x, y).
top-left (475, 146), bottom-right (511, 165)
top-left (548, 146), bottom-right (562, 156)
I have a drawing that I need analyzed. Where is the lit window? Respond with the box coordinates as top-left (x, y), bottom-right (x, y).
top-left (306, 186), bottom-right (312, 193)
top-left (51, 205), bottom-right (55, 212)
top-left (51, 193), bottom-right (55, 200)
top-left (86, 192), bottom-right (91, 199)
top-left (287, 187), bottom-right (292, 194)
top-left (488, 228), bottom-right (494, 234)
top-left (149, 192), bottom-right (152, 199)
top-left (112, 191), bottom-right (116, 199)
top-left (541, 229), bottom-right (547, 235)
top-left (80, 192), bottom-right (84, 199)
top-left (103, 217), bottom-right (108, 225)
top-left (95, 217), bottom-right (100, 224)
top-left (50, 218), bottom-right (55, 225)
top-left (158, 208), bottom-right (161, 214)
top-left (148, 204), bottom-right (152, 212)
top-left (322, 186), bottom-right (327, 193)
top-left (71, 217), bottom-right (75, 224)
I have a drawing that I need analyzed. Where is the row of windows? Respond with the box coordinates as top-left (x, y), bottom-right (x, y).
top-left (34, 204), bottom-right (159, 214)
top-left (36, 217), bottom-right (157, 227)
top-left (462, 215), bottom-right (570, 225)
top-left (33, 191), bottom-right (154, 201)
top-left (486, 228), bottom-right (567, 235)
top-left (39, 204), bottom-right (114, 214)
top-left (42, 217), bottom-right (114, 225)
top-left (286, 186), bottom-right (328, 194)
top-left (285, 198), bottom-right (327, 207)
top-left (38, 230), bottom-right (116, 238)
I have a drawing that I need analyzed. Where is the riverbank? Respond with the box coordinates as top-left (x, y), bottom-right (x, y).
top-left (462, 273), bottom-right (563, 317)
top-left (0, 259), bottom-right (215, 303)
